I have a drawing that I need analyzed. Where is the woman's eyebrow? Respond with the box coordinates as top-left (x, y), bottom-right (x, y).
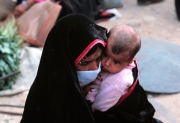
top-left (83, 59), bottom-right (93, 63)
top-left (83, 56), bottom-right (100, 63)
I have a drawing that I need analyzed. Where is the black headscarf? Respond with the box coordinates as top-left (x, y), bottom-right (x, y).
top-left (20, 13), bottom-right (161, 123)
top-left (20, 14), bottom-right (107, 123)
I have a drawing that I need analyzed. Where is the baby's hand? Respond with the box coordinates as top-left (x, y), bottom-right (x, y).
top-left (85, 88), bottom-right (99, 102)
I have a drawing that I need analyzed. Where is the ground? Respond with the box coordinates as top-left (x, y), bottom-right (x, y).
top-left (0, 0), bottom-right (180, 123)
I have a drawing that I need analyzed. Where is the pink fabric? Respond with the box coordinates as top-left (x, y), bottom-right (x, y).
top-left (86, 61), bottom-right (136, 112)
top-left (17, 1), bottom-right (61, 47)
top-left (35, 0), bottom-right (45, 2)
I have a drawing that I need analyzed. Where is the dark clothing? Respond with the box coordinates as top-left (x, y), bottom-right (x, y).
top-left (91, 61), bottom-right (160, 123)
top-left (175, 0), bottom-right (180, 20)
top-left (70, 0), bottom-right (103, 21)
top-left (20, 14), bottom-right (107, 123)
top-left (16, 0), bottom-right (22, 5)
top-left (58, 0), bottom-right (104, 21)
top-left (20, 14), bottom-right (160, 123)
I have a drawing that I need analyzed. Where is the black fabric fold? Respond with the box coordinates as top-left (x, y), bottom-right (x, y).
top-left (20, 13), bottom-right (107, 123)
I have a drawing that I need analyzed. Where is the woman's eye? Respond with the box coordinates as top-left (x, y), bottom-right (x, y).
top-left (79, 62), bottom-right (88, 66)
top-left (114, 60), bottom-right (119, 64)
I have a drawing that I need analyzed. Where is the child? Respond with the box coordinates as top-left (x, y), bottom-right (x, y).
top-left (85, 24), bottom-right (141, 112)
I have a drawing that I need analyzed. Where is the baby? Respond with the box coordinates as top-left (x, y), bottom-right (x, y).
top-left (85, 25), bottom-right (141, 112)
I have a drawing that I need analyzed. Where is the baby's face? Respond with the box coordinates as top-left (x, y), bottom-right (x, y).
top-left (101, 42), bottom-right (131, 74)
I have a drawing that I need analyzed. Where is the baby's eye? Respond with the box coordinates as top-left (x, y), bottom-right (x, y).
top-left (114, 60), bottom-right (119, 64)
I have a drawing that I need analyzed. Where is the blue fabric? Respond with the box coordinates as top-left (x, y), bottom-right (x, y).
top-left (136, 38), bottom-right (180, 93)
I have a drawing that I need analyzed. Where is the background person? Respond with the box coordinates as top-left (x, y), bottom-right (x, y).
top-left (13, 0), bottom-right (114, 21)
top-left (13, 0), bottom-right (114, 47)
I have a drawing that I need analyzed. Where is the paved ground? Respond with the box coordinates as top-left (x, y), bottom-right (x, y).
top-left (0, 0), bottom-right (180, 123)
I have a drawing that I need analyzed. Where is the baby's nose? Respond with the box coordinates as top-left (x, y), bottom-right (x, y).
top-left (104, 59), bottom-right (111, 67)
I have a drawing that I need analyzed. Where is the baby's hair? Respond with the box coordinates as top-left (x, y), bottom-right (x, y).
top-left (108, 25), bottom-right (141, 62)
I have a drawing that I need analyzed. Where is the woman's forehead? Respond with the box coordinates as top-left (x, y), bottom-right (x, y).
top-left (83, 48), bottom-right (102, 61)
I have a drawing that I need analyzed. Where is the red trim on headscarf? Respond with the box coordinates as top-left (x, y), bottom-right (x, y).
top-left (75, 39), bottom-right (106, 66)
top-left (114, 59), bottom-right (139, 106)
top-left (35, 0), bottom-right (45, 2)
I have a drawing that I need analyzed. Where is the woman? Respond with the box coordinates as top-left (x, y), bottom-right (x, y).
top-left (20, 14), bottom-right (161, 123)
top-left (20, 13), bottom-right (107, 123)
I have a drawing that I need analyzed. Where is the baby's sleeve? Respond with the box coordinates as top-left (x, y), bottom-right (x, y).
top-left (85, 79), bottom-right (102, 102)
top-left (91, 69), bottom-right (133, 112)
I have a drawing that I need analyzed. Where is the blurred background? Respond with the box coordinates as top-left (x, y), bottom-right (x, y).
top-left (0, 0), bottom-right (180, 123)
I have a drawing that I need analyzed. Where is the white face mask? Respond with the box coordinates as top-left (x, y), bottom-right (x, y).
top-left (77, 62), bottom-right (101, 87)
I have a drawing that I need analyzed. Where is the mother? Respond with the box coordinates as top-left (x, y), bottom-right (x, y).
top-left (20, 14), bottom-right (160, 123)
top-left (20, 13), bottom-right (107, 123)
